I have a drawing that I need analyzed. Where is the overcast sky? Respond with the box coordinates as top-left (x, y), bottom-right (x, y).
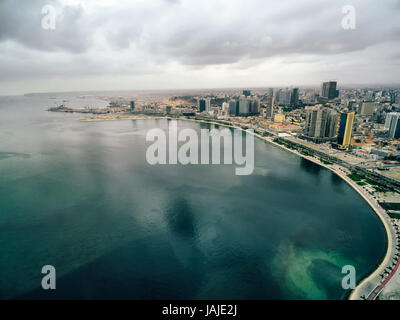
top-left (0, 0), bottom-right (399, 95)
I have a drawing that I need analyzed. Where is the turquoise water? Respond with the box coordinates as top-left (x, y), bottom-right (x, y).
top-left (0, 95), bottom-right (386, 299)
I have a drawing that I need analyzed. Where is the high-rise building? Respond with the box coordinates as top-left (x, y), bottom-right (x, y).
top-left (388, 113), bottom-right (400, 139)
top-left (130, 101), bottom-right (135, 112)
top-left (198, 98), bottom-right (211, 112)
top-left (390, 91), bottom-right (397, 104)
top-left (304, 108), bottom-right (329, 139)
top-left (228, 100), bottom-right (239, 116)
top-left (198, 99), bottom-right (206, 112)
top-left (222, 102), bottom-right (229, 112)
top-left (251, 98), bottom-right (260, 114)
top-left (321, 81), bottom-right (338, 100)
top-left (238, 96), bottom-right (250, 116)
top-left (360, 102), bottom-right (376, 116)
top-left (385, 112), bottom-right (398, 130)
top-left (304, 108), bottom-right (339, 142)
top-left (290, 88), bottom-right (299, 107)
top-left (205, 99), bottom-right (211, 112)
top-left (275, 88), bottom-right (291, 106)
top-left (274, 89), bottom-right (281, 104)
top-left (337, 112), bottom-right (355, 150)
top-left (326, 111), bottom-right (339, 138)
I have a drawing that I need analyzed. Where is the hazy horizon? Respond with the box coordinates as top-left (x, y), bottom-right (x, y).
top-left (0, 82), bottom-right (397, 98)
top-left (1, 0), bottom-right (399, 95)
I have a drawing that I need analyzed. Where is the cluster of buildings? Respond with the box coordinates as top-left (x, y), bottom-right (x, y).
top-left (302, 106), bottom-right (355, 151)
top-left (106, 81), bottom-right (400, 164)
top-left (188, 82), bottom-right (400, 163)
top-left (198, 93), bottom-right (260, 117)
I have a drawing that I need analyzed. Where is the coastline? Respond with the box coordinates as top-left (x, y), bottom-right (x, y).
top-left (180, 117), bottom-right (396, 300)
top-left (78, 115), bottom-right (396, 300)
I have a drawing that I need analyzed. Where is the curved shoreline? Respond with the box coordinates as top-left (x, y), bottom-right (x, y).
top-left (178, 117), bottom-right (394, 300)
top-left (80, 115), bottom-right (395, 300)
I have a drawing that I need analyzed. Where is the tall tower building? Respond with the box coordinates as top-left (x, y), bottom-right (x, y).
top-left (290, 88), bottom-right (299, 107)
top-left (205, 99), bottom-right (211, 112)
top-left (251, 98), bottom-right (260, 114)
top-left (228, 100), bottom-right (239, 116)
top-left (388, 113), bottom-right (400, 139)
top-left (274, 89), bottom-right (281, 104)
top-left (337, 112), bottom-right (355, 151)
top-left (325, 111), bottom-right (339, 138)
top-left (390, 91), bottom-right (397, 104)
top-left (198, 98), bottom-right (211, 112)
top-left (278, 89), bottom-right (291, 106)
top-left (198, 99), bottom-right (206, 112)
top-left (239, 96), bottom-right (250, 116)
top-left (304, 108), bottom-right (330, 139)
top-left (385, 112), bottom-right (398, 130)
top-left (321, 81), bottom-right (338, 100)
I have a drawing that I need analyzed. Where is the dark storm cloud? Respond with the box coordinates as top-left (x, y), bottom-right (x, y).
top-left (0, 0), bottom-right (399, 93)
top-left (0, 0), bottom-right (399, 60)
top-left (148, 0), bottom-right (400, 65)
top-left (0, 0), bottom-right (92, 53)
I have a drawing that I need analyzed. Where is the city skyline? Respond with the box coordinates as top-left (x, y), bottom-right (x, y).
top-left (1, 0), bottom-right (400, 95)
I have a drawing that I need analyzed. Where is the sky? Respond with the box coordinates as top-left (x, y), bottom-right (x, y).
top-left (0, 0), bottom-right (399, 95)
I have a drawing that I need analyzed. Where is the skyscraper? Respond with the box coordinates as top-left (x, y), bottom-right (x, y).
top-left (290, 88), bottom-right (299, 107)
top-left (130, 101), bottom-right (135, 112)
top-left (276, 88), bottom-right (291, 106)
top-left (388, 113), bottom-right (400, 139)
top-left (385, 112), bottom-right (398, 130)
top-left (238, 96), bottom-right (250, 116)
top-left (205, 99), bottom-right (211, 112)
top-left (304, 108), bottom-right (329, 139)
top-left (390, 91), bottom-right (397, 104)
top-left (325, 111), bottom-right (339, 138)
top-left (321, 81), bottom-right (338, 100)
top-left (337, 112), bottom-right (355, 151)
top-left (198, 99), bottom-right (206, 112)
top-left (228, 100), bottom-right (239, 116)
top-left (251, 98), bottom-right (260, 114)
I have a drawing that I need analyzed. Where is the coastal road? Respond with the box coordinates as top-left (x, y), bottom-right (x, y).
top-left (366, 219), bottom-right (400, 300)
